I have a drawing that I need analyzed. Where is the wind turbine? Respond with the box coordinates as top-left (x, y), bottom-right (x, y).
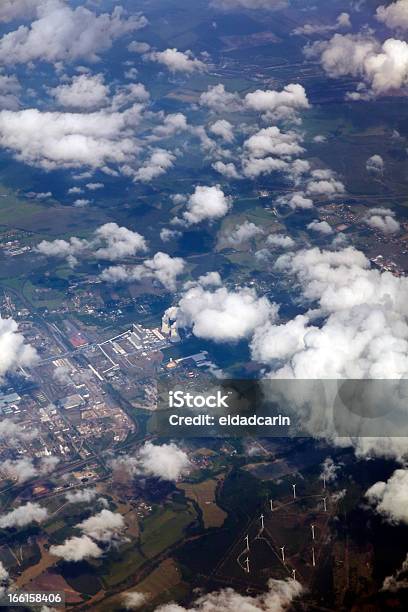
top-left (270, 499), bottom-right (273, 511)
top-left (323, 475), bottom-right (326, 490)
top-left (260, 513), bottom-right (264, 531)
top-left (292, 568), bottom-right (296, 581)
top-left (292, 484), bottom-right (296, 499)
top-left (322, 497), bottom-right (327, 512)
top-left (311, 524), bottom-right (315, 540)
top-left (244, 557), bottom-right (250, 574)
top-left (244, 534), bottom-right (249, 551)
top-left (280, 546), bottom-right (285, 563)
top-left (312, 547), bottom-right (316, 567)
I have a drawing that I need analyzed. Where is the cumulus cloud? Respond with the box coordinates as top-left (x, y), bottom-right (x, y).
top-left (0, 2), bottom-right (146, 65)
top-left (65, 488), bottom-right (98, 504)
top-left (212, 161), bottom-right (241, 179)
top-left (147, 48), bottom-right (206, 73)
top-left (293, 12), bottom-right (351, 36)
top-left (364, 207), bottom-right (400, 234)
top-left (209, 119), bottom-right (234, 142)
top-left (320, 457), bottom-right (342, 483)
top-left (50, 535), bottom-right (102, 562)
top-left (277, 191), bottom-right (314, 210)
top-left (0, 104), bottom-right (144, 172)
top-left (0, 502), bottom-right (48, 528)
top-left (382, 553), bottom-right (408, 592)
top-left (244, 126), bottom-right (304, 159)
top-left (1, 456), bottom-right (58, 483)
top-left (0, 316), bottom-right (37, 379)
top-left (376, 0), bottom-right (408, 31)
top-left (266, 234), bottom-right (295, 248)
top-left (101, 252), bottom-right (185, 291)
top-left (133, 148), bottom-right (175, 182)
top-left (137, 442), bottom-right (191, 481)
top-left (0, 0), bottom-right (39, 23)
top-left (111, 443), bottom-right (190, 482)
top-left (177, 185), bottom-right (232, 225)
top-left (78, 509), bottom-right (125, 543)
top-left (366, 154), bottom-right (384, 174)
top-left (0, 419), bottom-right (36, 443)
top-left (251, 246), bottom-right (408, 379)
top-left (168, 278), bottom-right (278, 343)
top-left (0, 74), bottom-right (21, 110)
top-left (365, 469), bottom-right (408, 524)
top-left (223, 221), bottom-right (264, 246)
top-left (305, 32), bottom-right (408, 98)
top-left (199, 84), bottom-right (242, 112)
top-left (123, 592), bottom-right (148, 610)
top-left (155, 578), bottom-right (302, 611)
top-left (160, 228), bottom-right (181, 242)
top-left (245, 83), bottom-right (310, 122)
top-left (51, 73), bottom-right (109, 110)
top-left (37, 223), bottom-right (147, 266)
top-left (307, 220), bottom-right (333, 235)
top-left (306, 169), bottom-right (345, 197)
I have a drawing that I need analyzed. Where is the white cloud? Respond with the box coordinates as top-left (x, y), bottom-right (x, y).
top-left (0, 419), bottom-right (36, 443)
top-left (101, 252), bottom-right (185, 291)
top-left (50, 535), bottom-right (102, 562)
top-left (137, 442), bottom-right (190, 481)
top-left (123, 592), bottom-right (148, 610)
top-left (0, 315), bottom-right (37, 379)
top-left (78, 509), bottom-right (125, 543)
top-left (320, 457), bottom-right (342, 483)
top-left (307, 220), bottom-right (333, 235)
top-left (51, 73), bottom-right (109, 110)
top-left (382, 553), bottom-right (408, 592)
top-left (245, 83), bottom-right (310, 122)
top-left (0, 502), bottom-right (47, 528)
top-left (266, 234), bottom-right (295, 248)
top-left (224, 221), bottom-right (264, 246)
top-left (147, 48), bottom-right (206, 73)
top-left (199, 84), bottom-right (241, 112)
top-left (0, 74), bottom-right (21, 110)
top-left (160, 228), bottom-right (181, 242)
top-left (364, 207), bottom-right (400, 234)
top-left (376, 0), bottom-right (408, 31)
top-left (133, 148), bottom-right (175, 182)
top-left (277, 191), bottom-right (314, 209)
top-left (366, 154), bottom-right (384, 174)
top-left (37, 223), bottom-right (147, 266)
top-left (306, 170), bottom-right (345, 197)
top-left (212, 161), bottom-right (241, 179)
top-left (155, 578), bottom-right (302, 612)
top-left (65, 488), bottom-right (98, 504)
top-left (366, 469), bottom-right (408, 524)
top-left (169, 280), bottom-right (278, 343)
top-left (179, 185), bottom-right (232, 225)
top-left (293, 12), bottom-right (351, 36)
top-left (1, 456), bottom-right (58, 483)
top-left (305, 32), bottom-right (408, 97)
top-left (0, 105), bottom-right (144, 172)
top-left (0, 0), bottom-right (39, 23)
top-left (209, 119), bottom-right (234, 142)
top-left (244, 126), bottom-right (304, 159)
top-left (0, 2), bottom-right (146, 65)
top-left (251, 246), bottom-right (408, 379)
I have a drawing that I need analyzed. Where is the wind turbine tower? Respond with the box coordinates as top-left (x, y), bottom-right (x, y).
top-left (312, 547), bottom-right (316, 567)
top-left (245, 534), bottom-right (249, 551)
top-left (292, 484), bottom-right (296, 499)
top-left (244, 557), bottom-right (250, 574)
top-left (311, 524), bottom-right (315, 540)
top-left (280, 546), bottom-right (285, 563)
